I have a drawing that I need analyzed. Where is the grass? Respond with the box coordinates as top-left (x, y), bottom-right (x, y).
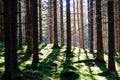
top-left (0, 43), bottom-right (120, 80)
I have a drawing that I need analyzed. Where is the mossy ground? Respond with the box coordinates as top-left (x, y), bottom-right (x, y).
top-left (0, 43), bottom-right (120, 80)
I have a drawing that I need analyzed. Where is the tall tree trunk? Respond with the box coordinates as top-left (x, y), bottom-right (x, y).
top-left (49, 0), bottom-right (53, 43)
top-left (114, 0), bottom-right (119, 52)
top-left (0, 1), bottom-right (4, 42)
top-left (73, 0), bottom-right (77, 47)
top-left (53, 0), bottom-right (59, 48)
top-left (107, 0), bottom-right (117, 73)
top-left (32, 0), bottom-right (39, 64)
top-left (76, 0), bottom-right (81, 48)
top-left (66, 0), bottom-right (71, 53)
top-left (90, 0), bottom-right (94, 53)
top-left (2, 0), bottom-right (19, 79)
top-left (25, 0), bottom-right (33, 54)
top-left (96, 0), bottom-right (104, 62)
top-left (60, 0), bottom-right (64, 46)
top-left (18, 0), bottom-right (22, 48)
top-left (80, 0), bottom-right (84, 48)
top-left (118, 0), bottom-right (120, 52)
top-left (39, 0), bottom-right (42, 43)
top-left (87, 0), bottom-right (90, 49)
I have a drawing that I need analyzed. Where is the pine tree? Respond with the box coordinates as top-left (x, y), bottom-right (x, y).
top-left (32, 0), bottom-right (39, 64)
top-left (108, 0), bottom-right (117, 74)
top-left (2, 0), bottom-right (20, 79)
top-left (96, 0), bottom-right (104, 62)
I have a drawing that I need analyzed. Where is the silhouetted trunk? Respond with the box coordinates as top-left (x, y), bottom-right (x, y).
top-left (107, 0), bottom-right (116, 73)
top-left (90, 0), bottom-right (94, 54)
top-left (96, 0), bottom-right (104, 61)
top-left (2, 0), bottom-right (19, 79)
top-left (0, 1), bottom-right (4, 42)
top-left (32, 0), bottom-right (39, 64)
top-left (60, 0), bottom-right (64, 46)
top-left (25, 0), bottom-right (33, 54)
top-left (66, 0), bottom-right (71, 53)
top-left (18, 0), bottom-right (22, 48)
top-left (53, 0), bottom-right (59, 48)
top-left (39, 0), bottom-right (42, 43)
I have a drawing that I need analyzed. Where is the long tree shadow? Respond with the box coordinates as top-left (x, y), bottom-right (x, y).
top-left (97, 52), bottom-right (120, 80)
top-left (18, 43), bottom-right (47, 64)
top-left (60, 51), bottom-right (80, 80)
top-left (72, 49), bottom-right (107, 80)
top-left (24, 45), bottom-right (61, 79)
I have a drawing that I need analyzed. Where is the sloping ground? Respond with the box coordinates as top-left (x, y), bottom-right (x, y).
top-left (0, 43), bottom-right (120, 80)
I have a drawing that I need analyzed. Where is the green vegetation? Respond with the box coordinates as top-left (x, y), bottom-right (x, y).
top-left (0, 43), bottom-right (120, 80)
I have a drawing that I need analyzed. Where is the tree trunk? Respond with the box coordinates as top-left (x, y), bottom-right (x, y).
top-left (73, 0), bottom-right (77, 47)
top-left (53, 0), bottom-right (59, 48)
top-left (107, 0), bottom-right (117, 73)
top-left (118, 0), bottom-right (120, 52)
top-left (80, 0), bottom-right (84, 48)
top-left (49, 0), bottom-right (53, 43)
top-left (66, 0), bottom-right (71, 53)
top-left (25, 0), bottom-right (33, 54)
top-left (39, 0), bottom-right (42, 43)
top-left (96, 0), bottom-right (104, 61)
top-left (60, 0), bottom-right (64, 46)
top-left (2, 0), bottom-right (19, 79)
top-left (0, 1), bottom-right (4, 42)
top-left (76, 0), bottom-right (81, 48)
top-left (18, 0), bottom-right (22, 48)
top-left (32, 0), bottom-right (39, 64)
top-left (90, 0), bottom-right (94, 54)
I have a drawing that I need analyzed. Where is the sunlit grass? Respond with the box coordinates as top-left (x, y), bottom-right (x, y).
top-left (0, 42), bottom-right (120, 80)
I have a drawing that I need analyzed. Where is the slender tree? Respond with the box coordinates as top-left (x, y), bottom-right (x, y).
top-left (107, 0), bottom-right (117, 74)
top-left (66, 0), bottom-right (71, 53)
top-left (87, 0), bottom-right (90, 49)
top-left (49, 0), bottom-right (54, 43)
top-left (96, 0), bottom-right (104, 62)
top-left (80, 0), bottom-right (84, 48)
top-left (76, 0), bottom-right (81, 48)
top-left (25, 0), bottom-right (33, 54)
top-left (0, 1), bottom-right (4, 42)
top-left (18, 0), bottom-right (22, 48)
top-left (118, 0), bottom-right (120, 52)
top-left (39, 0), bottom-right (42, 43)
top-left (32, 0), bottom-right (39, 64)
top-left (73, 0), bottom-right (77, 47)
top-left (60, 0), bottom-right (64, 46)
top-left (90, 0), bottom-right (94, 53)
top-left (53, 0), bottom-right (59, 48)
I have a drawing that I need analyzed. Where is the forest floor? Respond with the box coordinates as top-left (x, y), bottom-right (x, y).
top-left (0, 43), bottom-right (120, 80)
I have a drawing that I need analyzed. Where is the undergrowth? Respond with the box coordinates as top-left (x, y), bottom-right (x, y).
top-left (0, 43), bottom-right (120, 80)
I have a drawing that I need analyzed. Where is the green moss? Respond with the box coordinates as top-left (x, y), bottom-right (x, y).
top-left (0, 43), bottom-right (120, 80)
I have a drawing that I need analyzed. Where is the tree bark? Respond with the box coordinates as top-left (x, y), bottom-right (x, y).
top-left (66, 0), bottom-right (71, 53)
top-left (60, 0), bottom-right (64, 46)
top-left (53, 0), bottom-right (59, 48)
top-left (39, 0), bottom-right (42, 43)
top-left (2, 0), bottom-right (19, 79)
top-left (32, 0), bottom-right (39, 64)
top-left (108, 0), bottom-right (117, 73)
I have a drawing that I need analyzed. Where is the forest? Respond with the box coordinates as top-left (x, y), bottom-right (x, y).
top-left (0, 0), bottom-right (120, 80)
